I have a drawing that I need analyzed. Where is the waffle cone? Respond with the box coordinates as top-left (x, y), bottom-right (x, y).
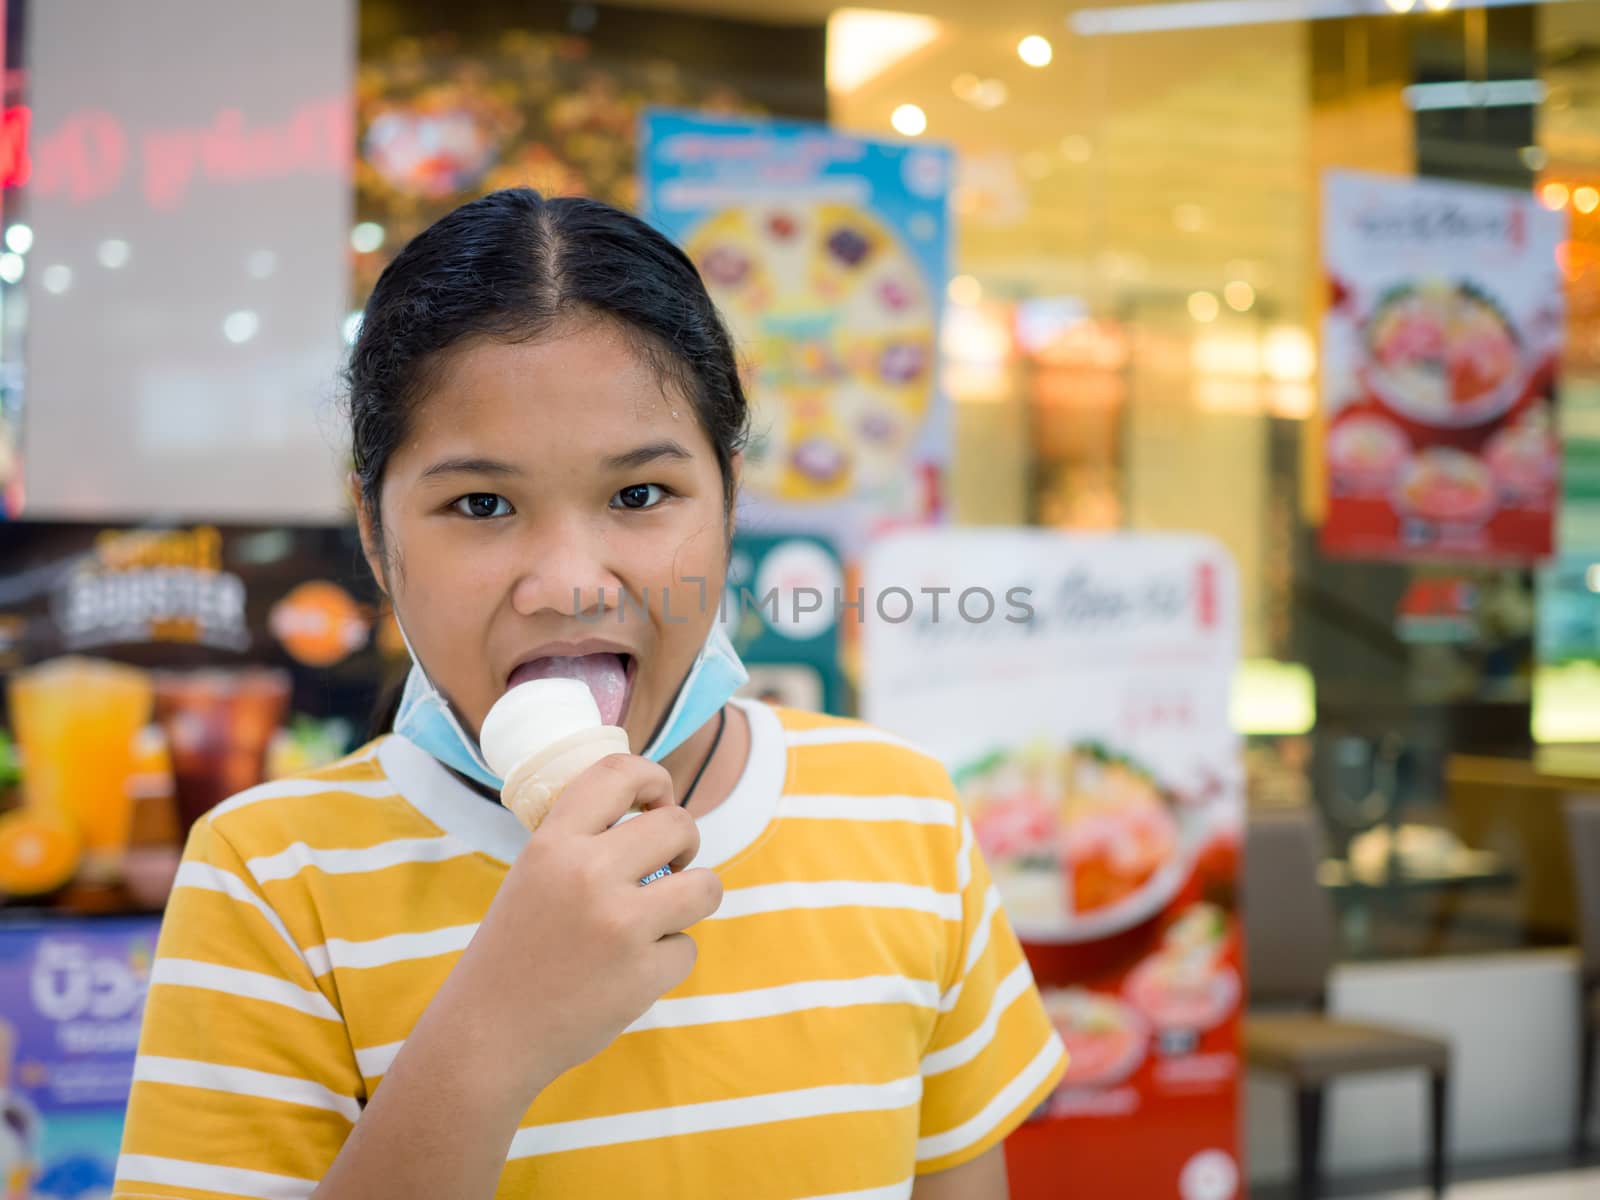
top-left (500, 725), bottom-right (630, 832)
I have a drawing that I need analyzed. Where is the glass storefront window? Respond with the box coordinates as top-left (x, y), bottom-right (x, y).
top-left (832, 1), bottom-right (1600, 962)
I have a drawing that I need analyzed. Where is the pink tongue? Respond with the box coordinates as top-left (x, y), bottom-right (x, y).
top-left (514, 654), bottom-right (629, 725)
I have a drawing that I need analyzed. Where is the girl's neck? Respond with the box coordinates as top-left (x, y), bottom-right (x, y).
top-left (660, 702), bottom-right (750, 818)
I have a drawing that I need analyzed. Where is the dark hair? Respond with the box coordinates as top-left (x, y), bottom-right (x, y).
top-left (346, 188), bottom-right (749, 547)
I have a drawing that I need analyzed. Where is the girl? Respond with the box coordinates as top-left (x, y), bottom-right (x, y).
top-left (115, 189), bottom-right (1064, 1200)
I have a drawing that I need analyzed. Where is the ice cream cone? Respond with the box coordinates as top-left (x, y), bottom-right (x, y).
top-left (500, 725), bottom-right (629, 832)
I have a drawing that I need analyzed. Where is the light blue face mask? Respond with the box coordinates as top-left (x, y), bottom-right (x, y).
top-left (392, 621), bottom-right (749, 791)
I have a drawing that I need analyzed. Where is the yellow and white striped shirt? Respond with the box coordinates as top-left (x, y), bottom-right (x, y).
top-left (115, 700), bottom-right (1065, 1199)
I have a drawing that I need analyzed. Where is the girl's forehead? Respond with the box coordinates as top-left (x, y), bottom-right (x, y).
top-left (425, 332), bottom-right (681, 424)
top-left (396, 327), bottom-right (710, 469)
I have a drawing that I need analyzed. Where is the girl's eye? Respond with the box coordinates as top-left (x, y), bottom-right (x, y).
top-left (613, 483), bottom-right (668, 511)
top-left (452, 493), bottom-right (513, 519)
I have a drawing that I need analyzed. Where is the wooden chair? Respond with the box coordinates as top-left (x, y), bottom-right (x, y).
top-left (1562, 795), bottom-right (1600, 1152)
top-left (1243, 806), bottom-right (1453, 1198)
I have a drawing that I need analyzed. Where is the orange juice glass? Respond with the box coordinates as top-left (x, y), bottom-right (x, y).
top-left (7, 656), bottom-right (153, 866)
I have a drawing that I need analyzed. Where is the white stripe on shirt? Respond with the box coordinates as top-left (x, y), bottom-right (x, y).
top-left (116, 1154), bottom-right (316, 1200)
top-left (937, 885), bottom-right (1006, 1014)
top-left (173, 860), bottom-right (332, 978)
top-left (778, 794), bottom-right (955, 826)
top-left (963, 886), bottom-right (1004, 977)
top-left (709, 881), bottom-right (963, 923)
top-left (783, 726), bottom-right (929, 755)
top-left (208, 777), bottom-right (398, 820)
top-left (355, 1040), bottom-right (403, 1080)
top-left (921, 962), bottom-right (1035, 1078)
top-left (150, 959), bottom-right (340, 1022)
top-left (246, 836), bottom-right (476, 885)
top-left (799, 1181), bottom-right (914, 1200)
top-left (312, 923), bottom-right (478, 972)
top-left (133, 1055), bottom-right (361, 1123)
top-left (625, 975), bottom-right (942, 1035)
top-left (508, 1075), bottom-right (923, 1159)
top-left (956, 815), bottom-right (975, 892)
top-left (356, 976), bottom-right (942, 1080)
top-left (916, 1035), bottom-right (1066, 1162)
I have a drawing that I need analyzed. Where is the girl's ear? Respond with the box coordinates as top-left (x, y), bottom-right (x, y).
top-left (352, 474), bottom-right (390, 598)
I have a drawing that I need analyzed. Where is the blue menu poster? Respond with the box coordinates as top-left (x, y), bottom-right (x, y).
top-left (640, 110), bottom-right (953, 555)
top-left (0, 916), bottom-right (161, 1198)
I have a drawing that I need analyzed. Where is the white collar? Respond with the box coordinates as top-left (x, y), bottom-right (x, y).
top-left (378, 698), bottom-right (787, 869)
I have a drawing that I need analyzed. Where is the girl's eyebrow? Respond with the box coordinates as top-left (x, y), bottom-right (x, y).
top-left (420, 457), bottom-right (523, 480)
top-left (604, 440), bottom-right (693, 471)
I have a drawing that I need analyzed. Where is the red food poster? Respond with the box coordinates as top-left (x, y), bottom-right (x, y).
top-left (862, 530), bottom-right (1243, 1200)
top-left (1321, 169), bottom-right (1567, 563)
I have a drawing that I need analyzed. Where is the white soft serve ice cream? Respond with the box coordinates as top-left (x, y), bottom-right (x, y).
top-left (480, 677), bottom-right (631, 834)
top-left (480, 677), bottom-right (606, 781)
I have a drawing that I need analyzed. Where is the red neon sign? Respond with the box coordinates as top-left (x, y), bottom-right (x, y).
top-left (6, 96), bottom-right (349, 209)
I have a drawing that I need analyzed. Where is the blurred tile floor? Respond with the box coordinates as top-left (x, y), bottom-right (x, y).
top-left (1251, 1149), bottom-right (1600, 1198)
top-left (1372, 1171), bottom-right (1600, 1198)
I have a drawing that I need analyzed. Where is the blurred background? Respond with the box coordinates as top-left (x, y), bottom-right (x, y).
top-left (1, 0), bottom-right (1599, 1196)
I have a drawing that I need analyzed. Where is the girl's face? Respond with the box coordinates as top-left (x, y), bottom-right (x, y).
top-left (359, 318), bottom-right (734, 750)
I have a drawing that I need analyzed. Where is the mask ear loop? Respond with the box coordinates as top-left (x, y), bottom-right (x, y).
top-left (392, 613), bottom-right (498, 780)
top-left (640, 623), bottom-right (748, 762)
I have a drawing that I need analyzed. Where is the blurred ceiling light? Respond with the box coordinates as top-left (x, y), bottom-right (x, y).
top-left (943, 304), bottom-right (1014, 405)
top-left (1267, 382), bottom-right (1316, 419)
top-left (1231, 660), bottom-right (1316, 736)
top-left (1225, 280), bottom-right (1256, 311)
top-left (343, 311), bottom-right (365, 346)
top-left (1174, 204), bottom-right (1209, 233)
top-left (40, 265), bottom-right (72, 295)
top-left (1060, 134), bottom-right (1093, 163)
top-left (891, 103), bottom-right (928, 136)
top-left (1263, 326), bottom-right (1316, 382)
top-left (1521, 145), bottom-right (1550, 171)
top-left (0, 253), bottom-right (23, 284)
top-left (972, 78), bottom-right (1009, 110)
top-left (1018, 35), bottom-right (1054, 67)
top-left (941, 301), bottom-right (1014, 368)
top-left (223, 310), bottom-right (260, 345)
top-left (1193, 331), bottom-right (1260, 376)
top-left (1541, 182), bottom-right (1571, 211)
top-left (97, 239), bottom-right (130, 270)
top-left (1071, 0), bottom-right (1569, 36)
top-left (246, 249), bottom-right (279, 279)
top-left (952, 73), bottom-right (981, 101)
top-left (826, 7), bottom-right (942, 94)
top-left (3, 224), bottom-right (32, 255)
top-left (1422, 0), bottom-right (1450, 10)
top-left (1194, 376), bottom-right (1258, 414)
top-left (1533, 662), bottom-right (1600, 744)
top-left (1403, 79), bottom-right (1546, 110)
top-left (1188, 291), bottom-right (1220, 323)
top-left (1576, 186), bottom-right (1600, 214)
top-left (350, 222), bottom-right (386, 254)
top-left (947, 274), bottom-right (983, 306)
top-left (1098, 250), bottom-right (1150, 283)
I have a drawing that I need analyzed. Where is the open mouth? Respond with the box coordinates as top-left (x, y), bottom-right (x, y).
top-left (507, 651), bottom-right (636, 727)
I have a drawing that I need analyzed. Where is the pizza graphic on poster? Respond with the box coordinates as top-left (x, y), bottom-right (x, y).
top-left (641, 111), bottom-right (952, 554)
top-left (686, 202), bottom-right (937, 504)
